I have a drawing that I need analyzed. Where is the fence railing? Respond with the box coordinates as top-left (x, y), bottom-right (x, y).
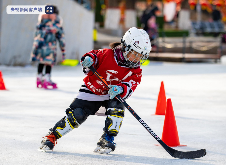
top-left (152, 34), bottom-right (221, 54)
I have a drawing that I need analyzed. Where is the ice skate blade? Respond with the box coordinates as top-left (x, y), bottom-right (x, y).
top-left (38, 148), bottom-right (47, 152)
top-left (38, 146), bottom-right (53, 152)
top-left (94, 146), bottom-right (112, 154)
top-left (43, 86), bottom-right (58, 90)
top-left (37, 85), bottom-right (43, 88)
top-left (94, 145), bottom-right (101, 152)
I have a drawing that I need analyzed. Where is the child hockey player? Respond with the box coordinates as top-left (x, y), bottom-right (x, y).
top-left (40, 27), bottom-right (151, 154)
top-left (31, 5), bottom-right (65, 89)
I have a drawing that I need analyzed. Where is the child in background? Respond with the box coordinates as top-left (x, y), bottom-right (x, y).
top-left (31, 5), bottom-right (65, 89)
top-left (147, 16), bottom-right (158, 42)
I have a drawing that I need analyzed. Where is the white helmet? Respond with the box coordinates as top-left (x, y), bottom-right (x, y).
top-left (121, 27), bottom-right (152, 68)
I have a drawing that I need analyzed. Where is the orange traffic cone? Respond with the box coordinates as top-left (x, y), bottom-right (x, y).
top-left (0, 71), bottom-right (6, 90)
top-left (154, 81), bottom-right (166, 115)
top-left (161, 98), bottom-right (186, 147)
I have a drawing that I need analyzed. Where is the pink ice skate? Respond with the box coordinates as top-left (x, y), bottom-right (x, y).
top-left (42, 79), bottom-right (58, 89)
top-left (37, 77), bottom-right (43, 88)
top-left (42, 74), bottom-right (58, 89)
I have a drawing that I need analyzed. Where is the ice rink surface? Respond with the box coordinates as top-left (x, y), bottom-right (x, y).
top-left (0, 61), bottom-right (226, 165)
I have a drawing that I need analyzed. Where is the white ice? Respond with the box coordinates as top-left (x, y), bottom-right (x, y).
top-left (0, 60), bottom-right (226, 165)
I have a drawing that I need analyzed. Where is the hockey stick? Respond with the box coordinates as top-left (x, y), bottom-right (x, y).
top-left (89, 66), bottom-right (206, 159)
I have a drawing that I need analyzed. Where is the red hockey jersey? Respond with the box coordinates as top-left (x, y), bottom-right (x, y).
top-left (82, 48), bottom-right (142, 99)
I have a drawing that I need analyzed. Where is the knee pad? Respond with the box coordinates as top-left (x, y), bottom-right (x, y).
top-left (52, 108), bottom-right (88, 139)
top-left (105, 108), bottom-right (125, 136)
top-left (108, 99), bottom-right (125, 110)
top-left (66, 107), bottom-right (88, 125)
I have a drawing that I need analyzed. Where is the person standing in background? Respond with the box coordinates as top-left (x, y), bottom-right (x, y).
top-left (212, 5), bottom-right (222, 22)
top-left (31, 5), bottom-right (66, 89)
top-left (147, 15), bottom-right (158, 42)
top-left (141, 3), bottom-right (159, 32)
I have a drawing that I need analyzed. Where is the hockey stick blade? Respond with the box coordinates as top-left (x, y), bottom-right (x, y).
top-left (174, 149), bottom-right (206, 159)
top-left (89, 66), bottom-right (206, 159)
top-left (167, 146), bottom-right (206, 159)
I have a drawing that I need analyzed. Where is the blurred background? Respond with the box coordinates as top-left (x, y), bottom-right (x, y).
top-left (1, 0), bottom-right (226, 66)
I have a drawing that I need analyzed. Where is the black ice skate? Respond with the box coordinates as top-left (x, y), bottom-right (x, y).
top-left (39, 131), bottom-right (57, 152)
top-left (94, 132), bottom-right (116, 154)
